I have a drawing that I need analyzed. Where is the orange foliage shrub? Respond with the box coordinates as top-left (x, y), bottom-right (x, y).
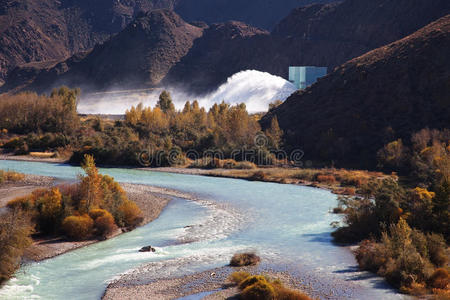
top-left (273, 285), bottom-right (313, 300)
top-left (2, 170), bottom-right (25, 182)
top-left (89, 209), bottom-right (116, 237)
top-left (36, 188), bottom-right (63, 233)
top-left (241, 279), bottom-right (275, 300)
top-left (117, 201), bottom-right (142, 228)
top-left (229, 271), bottom-right (251, 285)
top-left (62, 214), bottom-right (94, 240)
top-left (88, 209), bottom-right (108, 220)
top-left (234, 273), bottom-right (313, 300)
top-left (7, 195), bottom-right (34, 210)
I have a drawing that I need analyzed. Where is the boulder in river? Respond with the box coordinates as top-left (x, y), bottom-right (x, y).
top-left (139, 246), bottom-right (156, 252)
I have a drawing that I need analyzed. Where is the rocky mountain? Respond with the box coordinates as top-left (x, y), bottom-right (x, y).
top-left (1, 10), bottom-right (203, 93)
top-left (0, 0), bottom-right (334, 85)
top-left (2, 0), bottom-right (449, 95)
top-left (166, 0), bottom-right (450, 93)
top-left (261, 15), bottom-right (450, 169)
top-left (0, 0), bottom-right (176, 84)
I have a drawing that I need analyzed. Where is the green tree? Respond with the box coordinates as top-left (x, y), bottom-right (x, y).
top-left (156, 91), bottom-right (175, 113)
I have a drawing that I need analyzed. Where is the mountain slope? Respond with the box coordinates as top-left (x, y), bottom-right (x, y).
top-left (1, 10), bottom-right (203, 93)
top-left (0, 0), bottom-right (176, 83)
top-left (165, 0), bottom-right (450, 93)
top-left (0, 0), bottom-right (335, 85)
top-left (2, 0), bottom-right (449, 94)
top-left (261, 15), bottom-right (450, 169)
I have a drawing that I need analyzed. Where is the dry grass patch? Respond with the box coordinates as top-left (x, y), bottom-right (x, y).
top-left (0, 170), bottom-right (25, 184)
top-left (29, 152), bottom-right (55, 158)
top-left (206, 167), bottom-right (390, 191)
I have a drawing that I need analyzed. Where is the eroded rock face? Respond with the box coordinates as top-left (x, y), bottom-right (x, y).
top-left (261, 15), bottom-right (450, 169)
top-left (2, 9), bottom-right (204, 93)
top-left (0, 0), bottom-right (176, 81)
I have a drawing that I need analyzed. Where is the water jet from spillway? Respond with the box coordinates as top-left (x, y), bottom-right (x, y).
top-left (77, 70), bottom-right (296, 114)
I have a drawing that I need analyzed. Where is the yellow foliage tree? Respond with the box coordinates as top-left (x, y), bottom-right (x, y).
top-left (79, 154), bottom-right (102, 213)
top-left (117, 200), bottom-right (142, 228)
top-left (37, 187), bottom-right (63, 233)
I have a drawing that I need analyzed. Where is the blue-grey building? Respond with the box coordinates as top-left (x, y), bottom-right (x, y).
top-left (289, 66), bottom-right (327, 90)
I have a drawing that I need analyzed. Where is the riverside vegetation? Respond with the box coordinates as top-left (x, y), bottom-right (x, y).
top-left (0, 88), bottom-right (282, 166)
top-left (226, 253), bottom-right (313, 300)
top-left (0, 87), bottom-right (448, 296)
top-left (228, 271), bottom-right (312, 300)
top-left (333, 129), bottom-right (449, 296)
top-left (0, 155), bottom-right (142, 284)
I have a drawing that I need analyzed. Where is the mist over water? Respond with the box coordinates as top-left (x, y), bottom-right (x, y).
top-left (77, 70), bottom-right (297, 114)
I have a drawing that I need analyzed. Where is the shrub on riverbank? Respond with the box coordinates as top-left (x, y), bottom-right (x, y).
top-left (0, 170), bottom-right (25, 184)
top-left (331, 129), bottom-right (450, 296)
top-left (354, 219), bottom-right (448, 295)
top-left (7, 155), bottom-right (142, 240)
top-left (230, 253), bottom-right (261, 267)
top-left (89, 209), bottom-right (116, 237)
top-left (228, 272), bottom-right (313, 300)
top-left (0, 210), bottom-right (32, 285)
top-left (62, 214), bottom-right (94, 240)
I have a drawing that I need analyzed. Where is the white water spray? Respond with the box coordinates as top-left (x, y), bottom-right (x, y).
top-left (77, 70), bottom-right (296, 114)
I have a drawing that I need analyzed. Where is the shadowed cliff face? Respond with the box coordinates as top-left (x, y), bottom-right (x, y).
top-left (261, 15), bottom-right (450, 169)
top-left (2, 10), bottom-right (203, 93)
top-left (0, 0), bottom-right (177, 81)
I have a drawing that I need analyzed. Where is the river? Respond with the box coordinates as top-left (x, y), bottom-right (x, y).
top-left (0, 160), bottom-right (407, 299)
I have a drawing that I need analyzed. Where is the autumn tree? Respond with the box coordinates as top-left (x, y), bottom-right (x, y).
top-left (265, 116), bottom-right (283, 149)
top-left (0, 210), bottom-right (32, 284)
top-left (0, 87), bottom-right (80, 135)
top-left (377, 139), bottom-right (407, 171)
top-left (36, 188), bottom-right (63, 233)
top-left (78, 154), bottom-right (102, 212)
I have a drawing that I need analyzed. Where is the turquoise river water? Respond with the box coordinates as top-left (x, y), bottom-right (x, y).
top-left (0, 160), bottom-right (407, 300)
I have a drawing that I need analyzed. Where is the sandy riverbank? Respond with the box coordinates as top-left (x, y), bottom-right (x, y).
top-left (0, 174), bottom-right (55, 208)
top-left (0, 171), bottom-right (177, 261)
top-left (23, 183), bottom-right (176, 261)
top-left (0, 153), bottom-right (68, 164)
top-left (103, 265), bottom-right (315, 300)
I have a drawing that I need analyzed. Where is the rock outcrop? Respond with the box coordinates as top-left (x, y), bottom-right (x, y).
top-left (2, 10), bottom-right (203, 93)
top-left (0, 0), bottom-right (177, 82)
